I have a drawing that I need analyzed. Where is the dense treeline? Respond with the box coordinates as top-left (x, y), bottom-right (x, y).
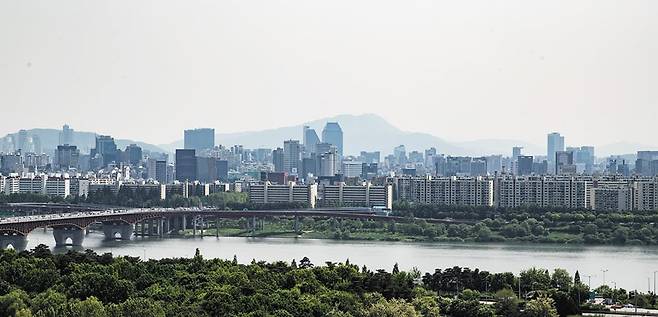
top-left (5, 246), bottom-right (655, 317)
top-left (392, 202), bottom-right (658, 245)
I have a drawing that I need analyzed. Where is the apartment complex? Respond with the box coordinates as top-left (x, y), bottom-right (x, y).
top-left (249, 183), bottom-right (318, 208)
top-left (396, 176), bottom-right (658, 211)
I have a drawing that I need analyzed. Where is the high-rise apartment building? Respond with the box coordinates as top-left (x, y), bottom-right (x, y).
top-left (321, 122), bottom-right (343, 157)
top-left (184, 128), bottom-right (215, 151)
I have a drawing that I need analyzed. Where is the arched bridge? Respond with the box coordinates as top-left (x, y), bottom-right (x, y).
top-left (0, 208), bottom-right (473, 250)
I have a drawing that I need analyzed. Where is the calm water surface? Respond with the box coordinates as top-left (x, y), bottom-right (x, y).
top-left (24, 229), bottom-right (658, 292)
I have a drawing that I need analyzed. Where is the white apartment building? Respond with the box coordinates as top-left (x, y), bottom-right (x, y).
top-left (397, 176), bottom-right (494, 207)
top-left (321, 182), bottom-right (392, 209)
top-left (249, 182), bottom-right (318, 208)
top-left (45, 178), bottom-right (71, 198)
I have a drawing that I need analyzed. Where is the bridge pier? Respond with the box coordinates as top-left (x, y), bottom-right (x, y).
top-left (53, 226), bottom-right (85, 247)
top-left (102, 221), bottom-right (133, 240)
top-left (215, 217), bottom-right (219, 237)
top-left (0, 233), bottom-right (28, 251)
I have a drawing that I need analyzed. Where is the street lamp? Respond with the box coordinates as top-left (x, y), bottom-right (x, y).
top-left (585, 274), bottom-right (595, 290)
top-left (601, 269), bottom-right (609, 286)
top-left (654, 271), bottom-right (658, 296)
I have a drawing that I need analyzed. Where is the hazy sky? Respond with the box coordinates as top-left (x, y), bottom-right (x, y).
top-left (1, 0), bottom-right (656, 146)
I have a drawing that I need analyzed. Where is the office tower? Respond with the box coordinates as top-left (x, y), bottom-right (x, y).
top-left (0, 152), bottom-right (23, 174)
top-left (321, 122), bottom-right (343, 157)
top-left (92, 135), bottom-right (118, 167)
top-left (636, 151), bottom-right (658, 176)
top-left (567, 146), bottom-right (595, 174)
top-left (17, 130), bottom-right (28, 152)
top-left (59, 124), bottom-right (74, 145)
top-left (408, 151), bottom-right (423, 163)
top-left (184, 128), bottom-right (215, 151)
top-left (283, 140), bottom-right (301, 174)
top-left (446, 156), bottom-right (472, 176)
top-left (125, 144), bottom-right (143, 166)
top-left (434, 155), bottom-right (447, 176)
top-left (547, 132), bottom-right (565, 164)
top-left (512, 147), bottom-right (523, 160)
top-left (217, 160), bottom-right (228, 181)
top-left (425, 148), bottom-right (437, 169)
top-left (316, 143), bottom-right (337, 156)
top-left (272, 148), bottom-right (284, 172)
top-left (393, 145), bottom-right (407, 165)
top-left (301, 157), bottom-right (317, 179)
top-left (359, 151), bottom-right (381, 164)
top-left (555, 151), bottom-right (575, 174)
top-left (303, 126), bottom-right (321, 155)
top-left (156, 160), bottom-right (168, 183)
top-left (55, 145), bottom-right (80, 170)
top-left (196, 157), bottom-right (213, 182)
top-left (517, 155), bottom-right (534, 175)
top-left (486, 155), bottom-right (503, 175)
top-left (533, 160), bottom-right (548, 174)
top-left (175, 149), bottom-right (197, 181)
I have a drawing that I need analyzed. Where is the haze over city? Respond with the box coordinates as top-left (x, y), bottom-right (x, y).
top-left (1, 0), bottom-right (656, 147)
top-left (2, 1), bottom-right (658, 316)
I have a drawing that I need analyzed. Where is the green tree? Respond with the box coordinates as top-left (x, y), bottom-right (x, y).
top-left (70, 297), bottom-right (106, 317)
top-left (365, 299), bottom-right (419, 317)
top-left (524, 296), bottom-right (558, 317)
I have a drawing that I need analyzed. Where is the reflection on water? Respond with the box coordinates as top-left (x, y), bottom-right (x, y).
top-left (23, 229), bottom-right (658, 291)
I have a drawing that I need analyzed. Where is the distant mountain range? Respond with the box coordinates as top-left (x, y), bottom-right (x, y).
top-left (3, 114), bottom-right (656, 157)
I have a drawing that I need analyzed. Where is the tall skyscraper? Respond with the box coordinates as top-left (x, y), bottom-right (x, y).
top-left (512, 146), bottom-right (523, 160)
top-left (175, 149), bottom-right (197, 181)
top-left (59, 124), bottom-right (74, 145)
top-left (184, 128), bottom-right (215, 151)
top-left (555, 151), bottom-right (575, 174)
top-left (321, 122), bottom-right (343, 157)
top-left (125, 144), bottom-right (143, 165)
top-left (283, 140), bottom-right (301, 174)
top-left (272, 148), bottom-right (284, 172)
top-left (303, 126), bottom-right (321, 155)
top-left (55, 145), bottom-right (80, 170)
top-left (547, 132), bottom-right (565, 164)
top-left (93, 135), bottom-right (118, 167)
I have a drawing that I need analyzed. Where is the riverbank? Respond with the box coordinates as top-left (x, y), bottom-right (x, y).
top-left (177, 218), bottom-right (653, 246)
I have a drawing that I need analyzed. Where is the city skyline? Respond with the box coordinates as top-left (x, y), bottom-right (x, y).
top-left (2, 113), bottom-right (657, 157)
top-left (1, 0), bottom-right (657, 147)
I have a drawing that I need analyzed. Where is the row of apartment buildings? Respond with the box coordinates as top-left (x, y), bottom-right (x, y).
top-left (248, 182), bottom-right (393, 209)
top-left (1, 175), bottom-right (242, 200)
top-left (395, 176), bottom-right (658, 211)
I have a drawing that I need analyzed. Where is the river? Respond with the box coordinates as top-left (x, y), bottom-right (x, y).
top-left (21, 229), bottom-right (658, 292)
